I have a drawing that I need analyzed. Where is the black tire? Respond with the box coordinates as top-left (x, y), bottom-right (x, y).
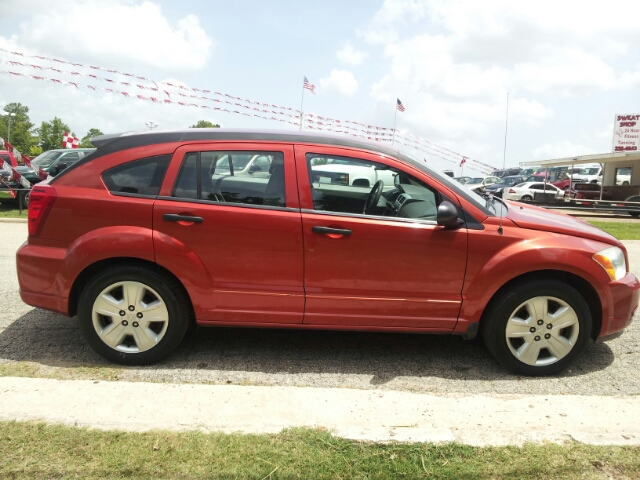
top-left (625, 195), bottom-right (640, 218)
top-left (520, 195), bottom-right (532, 202)
top-left (482, 279), bottom-right (592, 376)
top-left (20, 190), bottom-right (30, 209)
top-left (78, 265), bottom-right (191, 365)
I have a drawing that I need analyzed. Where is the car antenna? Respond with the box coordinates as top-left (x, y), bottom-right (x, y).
top-left (498, 92), bottom-right (509, 236)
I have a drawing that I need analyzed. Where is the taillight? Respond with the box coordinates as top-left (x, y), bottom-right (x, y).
top-left (508, 188), bottom-right (516, 193)
top-left (28, 185), bottom-right (57, 237)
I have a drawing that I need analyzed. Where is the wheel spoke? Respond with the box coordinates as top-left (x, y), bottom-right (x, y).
top-left (545, 334), bottom-right (573, 359)
top-left (132, 328), bottom-right (158, 351)
top-left (505, 320), bottom-right (533, 338)
top-left (100, 322), bottom-right (128, 349)
top-left (139, 299), bottom-right (164, 314)
top-left (549, 307), bottom-right (578, 330)
top-left (526, 297), bottom-right (547, 322)
top-left (93, 294), bottom-right (123, 318)
top-left (123, 282), bottom-right (144, 309)
top-left (517, 339), bottom-right (541, 365)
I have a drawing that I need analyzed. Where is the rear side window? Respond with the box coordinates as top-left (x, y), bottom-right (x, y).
top-left (172, 151), bottom-right (286, 207)
top-left (102, 155), bottom-right (171, 196)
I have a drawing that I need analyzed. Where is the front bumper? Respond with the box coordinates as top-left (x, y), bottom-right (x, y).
top-left (598, 272), bottom-right (640, 339)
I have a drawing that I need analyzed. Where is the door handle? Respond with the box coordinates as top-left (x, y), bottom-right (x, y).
top-left (312, 226), bottom-right (352, 236)
top-left (162, 214), bottom-right (204, 224)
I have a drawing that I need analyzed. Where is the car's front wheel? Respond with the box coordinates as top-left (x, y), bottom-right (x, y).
top-left (482, 279), bottom-right (592, 376)
top-left (78, 265), bottom-right (191, 365)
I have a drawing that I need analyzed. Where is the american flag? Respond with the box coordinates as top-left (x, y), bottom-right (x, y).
top-left (303, 76), bottom-right (315, 94)
top-left (396, 98), bottom-right (405, 112)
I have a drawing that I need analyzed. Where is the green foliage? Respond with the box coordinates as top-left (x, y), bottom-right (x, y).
top-left (28, 145), bottom-right (43, 157)
top-left (0, 103), bottom-right (37, 155)
top-left (190, 120), bottom-right (220, 128)
top-left (1, 423), bottom-right (639, 479)
top-left (38, 117), bottom-right (73, 151)
top-left (79, 128), bottom-right (104, 148)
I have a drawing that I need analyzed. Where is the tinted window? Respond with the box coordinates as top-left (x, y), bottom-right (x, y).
top-left (172, 151), bottom-right (286, 207)
top-left (306, 153), bottom-right (439, 220)
top-left (102, 155), bottom-right (171, 196)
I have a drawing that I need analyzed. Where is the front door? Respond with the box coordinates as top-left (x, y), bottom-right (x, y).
top-left (295, 145), bottom-right (468, 330)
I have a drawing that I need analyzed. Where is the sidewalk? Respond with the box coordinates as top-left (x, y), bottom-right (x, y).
top-left (2, 377), bottom-right (639, 446)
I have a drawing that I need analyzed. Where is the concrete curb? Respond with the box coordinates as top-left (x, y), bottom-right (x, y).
top-left (1, 377), bottom-right (638, 446)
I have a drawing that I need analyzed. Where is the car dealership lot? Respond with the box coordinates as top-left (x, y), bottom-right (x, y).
top-left (1, 221), bottom-right (639, 396)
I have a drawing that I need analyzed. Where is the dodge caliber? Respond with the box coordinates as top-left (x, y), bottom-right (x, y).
top-left (16, 130), bottom-right (639, 376)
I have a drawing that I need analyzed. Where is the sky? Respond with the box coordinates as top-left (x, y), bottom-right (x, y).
top-left (1, 0), bottom-right (639, 175)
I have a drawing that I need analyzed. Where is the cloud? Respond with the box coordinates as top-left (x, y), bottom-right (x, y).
top-left (531, 141), bottom-right (597, 160)
top-left (336, 43), bottom-right (368, 66)
top-left (319, 70), bottom-right (359, 96)
top-left (11, 0), bottom-right (213, 72)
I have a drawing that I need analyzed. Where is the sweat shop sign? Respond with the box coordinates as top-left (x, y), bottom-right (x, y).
top-left (613, 114), bottom-right (640, 152)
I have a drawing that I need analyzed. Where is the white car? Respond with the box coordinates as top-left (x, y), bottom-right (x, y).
top-left (311, 159), bottom-right (397, 188)
top-left (503, 182), bottom-right (565, 202)
top-left (574, 165), bottom-right (603, 184)
top-left (463, 176), bottom-right (501, 193)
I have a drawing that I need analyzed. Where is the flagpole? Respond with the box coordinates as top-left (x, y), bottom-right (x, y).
top-left (392, 102), bottom-right (398, 144)
top-left (299, 78), bottom-right (305, 131)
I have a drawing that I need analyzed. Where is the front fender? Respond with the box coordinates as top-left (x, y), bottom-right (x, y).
top-left (458, 230), bottom-right (613, 326)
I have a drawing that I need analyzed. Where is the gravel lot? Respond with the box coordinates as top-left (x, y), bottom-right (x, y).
top-left (1, 220), bottom-right (638, 396)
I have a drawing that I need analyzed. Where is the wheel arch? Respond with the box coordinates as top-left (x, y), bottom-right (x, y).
top-left (479, 269), bottom-right (602, 340)
top-left (68, 257), bottom-right (196, 323)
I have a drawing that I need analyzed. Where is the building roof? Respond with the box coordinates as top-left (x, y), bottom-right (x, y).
top-left (520, 151), bottom-right (640, 167)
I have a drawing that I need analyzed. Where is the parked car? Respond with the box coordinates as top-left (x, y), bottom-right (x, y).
top-left (0, 149), bottom-right (25, 205)
top-left (14, 148), bottom-right (96, 185)
top-left (574, 166), bottom-right (603, 184)
top-left (502, 182), bottom-right (565, 202)
top-left (492, 167), bottom-right (522, 178)
top-left (210, 152), bottom-right (274, 178)
top-left (483, 175), bottom-right (526, 197)
top-left (17, 129), bottom-right (639, 376)
top-left (310, 157), bottom-right (397, 188)
top-left (570, 182), bottom-right (613, 200)
top-left (453, 176), bottom-right (471, 184)
top-left (463, 176), bottom-right (501, 193)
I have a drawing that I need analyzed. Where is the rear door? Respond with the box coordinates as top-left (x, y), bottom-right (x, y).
top-left (153, 143), bottom-right (305, 324)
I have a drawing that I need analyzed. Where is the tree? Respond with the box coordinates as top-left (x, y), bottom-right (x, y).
top-left (0, 103), bottom-right (37, 155)
top-left (190, 120), bottom-right (220, 128)
top-left (38, 117), bottom-right (73, 151)
top-left (79, 128), bottom-right (104, 148)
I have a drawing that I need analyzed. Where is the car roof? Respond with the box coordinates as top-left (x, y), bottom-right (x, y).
top-left (89, 129), bottom-right (400, 158)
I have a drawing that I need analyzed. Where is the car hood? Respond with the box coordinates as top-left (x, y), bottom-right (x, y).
top-left (14, 165), bottom-right (32, 173)
top-left (505, 201), bottom-right (620, 246)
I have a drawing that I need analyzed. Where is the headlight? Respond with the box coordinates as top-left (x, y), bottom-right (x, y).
top-left (593, 246), bottom-right (627, 281)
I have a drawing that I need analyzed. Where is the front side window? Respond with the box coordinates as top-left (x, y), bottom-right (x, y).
top-left (172, 151), bottom-right (286, 207)
top-left (306, 153), bottom-right (439, 221)
top-left (102, 155), bottom-right (171, 196)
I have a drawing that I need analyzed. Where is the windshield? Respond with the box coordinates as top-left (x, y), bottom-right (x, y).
top-left (466, 178), bottom-right (483, 184)
top-left (583, 168), bottom-right (600, 175)
top-left (32, 150), bottom-right (63, 168)
top-left (398, 150), bottom-right (498, 216)
top-left (495, 177), bottom-right (515, 185)
top-left (214, 154), bottom-right (254, 171)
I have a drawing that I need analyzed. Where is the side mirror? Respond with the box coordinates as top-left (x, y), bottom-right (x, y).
top-left (248, 164), bottom-right (261, 173)
top-left (54, 162), bottom-right (68, 175)
top-left (437, 201), bottom-right (463, 227)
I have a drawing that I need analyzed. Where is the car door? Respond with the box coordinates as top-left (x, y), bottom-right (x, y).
top-left (294, 145), bottom-right (468, 330)
top-left (153, 143), bottom-right (305, 324)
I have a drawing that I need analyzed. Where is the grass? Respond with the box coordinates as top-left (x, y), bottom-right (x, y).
top-left (588, 221), bottom-right (640, 240)
top-left (0, 361), bottom-right (123, 382)
top-left (0, 201), bottom-right (26, 218)
top-left (1, 422), bottom-right (638, 479)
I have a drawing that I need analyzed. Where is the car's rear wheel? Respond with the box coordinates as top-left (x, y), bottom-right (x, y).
top-left (78, 265), bottom-right (191, 365)
top-left (520, 195), bottom-right (532, 202)
top-left (20, 190), bottom-right (30, 209)
top-left (482, 279), bottom-right (592, 376)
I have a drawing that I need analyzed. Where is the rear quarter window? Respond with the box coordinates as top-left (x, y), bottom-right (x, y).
top-left (102, 155), bottom-right (171, 196)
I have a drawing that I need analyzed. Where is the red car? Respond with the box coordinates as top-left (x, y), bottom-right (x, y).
top-left (16, 130), bottom-right (639, 376)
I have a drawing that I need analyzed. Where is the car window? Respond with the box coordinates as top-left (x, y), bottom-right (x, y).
top-left (60, 152), bottom-right (80, 163)
top-left (172, 151), bottom-right (286, 207)
top-left (306, 153), bottom-right (439, 221)
top-left (102, 155), bottom-right (171, 196)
